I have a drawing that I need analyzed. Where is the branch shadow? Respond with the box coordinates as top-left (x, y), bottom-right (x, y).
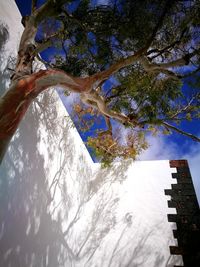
top-left (0, 22), bottom-right (10, 95)
top-left (0, 21), bottom-right (95, 266)
top-left (0, 82), bottom-right (81, 266)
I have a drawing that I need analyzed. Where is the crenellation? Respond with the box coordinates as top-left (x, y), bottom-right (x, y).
top-left (167, 160), bottom-right (200, 267)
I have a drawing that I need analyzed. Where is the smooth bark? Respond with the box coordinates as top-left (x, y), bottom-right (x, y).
top-left (0, 70), bottom-right (90, 162)
top-left (0, 0), bottom-right (199, 162)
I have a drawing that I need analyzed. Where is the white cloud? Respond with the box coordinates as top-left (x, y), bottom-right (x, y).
top-left (138, 135), bottom-right (180, 160)
top-left (138, 134), bottom-right (200, 204)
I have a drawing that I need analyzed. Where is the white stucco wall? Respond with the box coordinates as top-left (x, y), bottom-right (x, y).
top-left (0, 1), bottom-right (183, 266)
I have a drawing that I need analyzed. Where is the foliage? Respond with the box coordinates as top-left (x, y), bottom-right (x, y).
top-left (111, 69), bottom-right (183, 122)
top-left (71, 102), bottom-right (100, 132)
top-left (48, 0), bottom-right (200, 74)
top-left (87, 129), bottom-right (148, 167)
top-left (1, 0), bottom-right (200, 164)
top-left (36, 0), bottom-right (200, 163)
top-left (50, 0), bottom-right (174, 74)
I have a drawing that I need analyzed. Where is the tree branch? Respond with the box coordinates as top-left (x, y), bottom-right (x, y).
top-left (162, 121), bottom-right (200, 142)
top-left (180, 66), bottom-right (200, 78)
top-left (34, 0), bottom-right (66, 25)
top-left (169, 94), bottom-right (199, 119)
top-left (147, 27), bottom-right (188, 59)
top-left (89, 48), bottom-right (145, 89)
top-left (144, 0), bottom-right (176, 50)
top-left (61, 8), bottom-right (87, 32)
top-left (81, 91), bottom-right (130, 124)
top-left (88, 45), bottom-right (200, 90)
top-left (105, 116), bottom-right (112, 132)
top-left (31, 0), bottom-right (37, 14)
top-left (140, 49), bottom-right (200, 76)
top-left (35, 54), bottom-right (53, 69)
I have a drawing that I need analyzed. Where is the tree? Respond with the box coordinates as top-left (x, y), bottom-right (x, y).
top-left (0, 0), bottom-right (200, 163)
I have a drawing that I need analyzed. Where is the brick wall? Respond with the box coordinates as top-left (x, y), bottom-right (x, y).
top-left (165, 160), bottom-right (200, 267)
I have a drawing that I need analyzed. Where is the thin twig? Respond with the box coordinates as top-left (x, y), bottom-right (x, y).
top-left (162, 121), bottom-right (200, 142)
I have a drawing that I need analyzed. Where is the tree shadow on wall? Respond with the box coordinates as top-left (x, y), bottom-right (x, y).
top-left (0, 22), bottom-right (9, 51)
top-left (0, 22), bottom-right (123, 266)
top-left (0, 23), bottom-right (10, 94)
top-left (0, 88), bottom-right (130, 266)
top-left (0, 84), bottom-right (78, 266)
top-left (0, 22), bottom-right (175, 267)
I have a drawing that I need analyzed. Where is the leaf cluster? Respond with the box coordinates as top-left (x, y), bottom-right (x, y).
top-left (109, 68), bottom-right (183, 124)
top-left (34, 0), bottom-right (200, 161)
top-left (87, 129), bottom-right (148, 166)
top-left (39, 0), bottom-right (198, 75)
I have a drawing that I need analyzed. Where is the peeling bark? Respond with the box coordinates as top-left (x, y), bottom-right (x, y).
top-left (0, 70), bottom-right (91, 162)
top-left (0, 0), bottom-right (199, 162)
top-left (140, 50), bottom-right (200, 75)
top-left (81, 91), bottom-right (129, 124)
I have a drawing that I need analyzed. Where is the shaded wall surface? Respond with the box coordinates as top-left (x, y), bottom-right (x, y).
top-left (0, 1), bottom-right (196, 267)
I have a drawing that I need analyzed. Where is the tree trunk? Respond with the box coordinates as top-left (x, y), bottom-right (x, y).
top-left (0, 69), bottom-right (91, 163)
top-left (0, 75), bottom-right (41, 162)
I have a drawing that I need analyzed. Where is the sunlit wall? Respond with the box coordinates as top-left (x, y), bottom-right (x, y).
top-left (0, 1), bottom-right (184, 266)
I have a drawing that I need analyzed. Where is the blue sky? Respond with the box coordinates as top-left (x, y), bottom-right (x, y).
top-left (15, 0), bottom-right (200, 202)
